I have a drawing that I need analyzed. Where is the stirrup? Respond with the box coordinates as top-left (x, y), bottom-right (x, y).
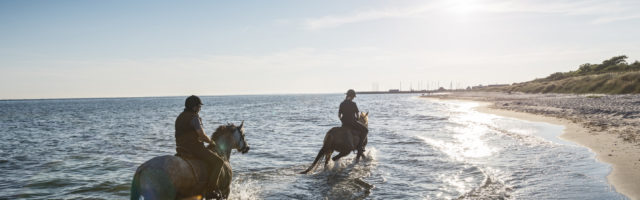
top-left (204, 190), bottom-right (222, 200)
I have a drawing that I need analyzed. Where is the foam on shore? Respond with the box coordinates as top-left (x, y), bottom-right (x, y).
top-left (427, 97), bottom-right (640, 200)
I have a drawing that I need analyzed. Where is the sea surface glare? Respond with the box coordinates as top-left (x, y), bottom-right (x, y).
top-left (0, 94), bottom-right (627, 199)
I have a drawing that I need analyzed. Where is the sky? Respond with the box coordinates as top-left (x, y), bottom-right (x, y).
top-left (1, 0), bottom-right (640, 99)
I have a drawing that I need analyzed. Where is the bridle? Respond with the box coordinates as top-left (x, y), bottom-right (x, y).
top-left (233, 126), bottom-right (249, 153)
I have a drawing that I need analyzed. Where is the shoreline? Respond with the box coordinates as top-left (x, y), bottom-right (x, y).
top-left (424, 95), bottom-right (640, 200)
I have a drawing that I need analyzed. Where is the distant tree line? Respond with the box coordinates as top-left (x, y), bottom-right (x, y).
top-left (536, 55), bottom-right (640, 82)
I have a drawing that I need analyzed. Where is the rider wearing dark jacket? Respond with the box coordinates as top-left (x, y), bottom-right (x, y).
top-left (339, 89), bottom-right (368, 152)
top-left (175, 95), bottom-right (224, 197)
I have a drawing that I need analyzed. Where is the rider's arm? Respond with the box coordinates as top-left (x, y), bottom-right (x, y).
top-left (353, 102), bottom-right (360, 119)
top-left (192, 117), bottom-right (213, 144)
top-left (354, 102), bottom-right (359, 113)
top-left (196, 128), bottom-right (213, 144)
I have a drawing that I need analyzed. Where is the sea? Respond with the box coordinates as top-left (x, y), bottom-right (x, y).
top-left (0, 94), bottom-right (627, 199)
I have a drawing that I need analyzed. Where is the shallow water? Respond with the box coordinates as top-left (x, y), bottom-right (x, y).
top-left (0, 94), bottom-right (627, 199)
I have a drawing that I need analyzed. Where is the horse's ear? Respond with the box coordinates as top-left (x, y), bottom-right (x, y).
top-left (365, 111), bottom-right (369, 116)
top-left (239, 120), bottom-right (244, 129)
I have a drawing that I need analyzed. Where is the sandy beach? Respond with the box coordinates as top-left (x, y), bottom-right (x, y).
top-left (423, 92), bottom-right (640, 200)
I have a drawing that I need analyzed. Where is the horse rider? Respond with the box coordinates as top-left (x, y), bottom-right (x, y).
top-left (339, 89), bottom-right (369, 153)
top-left (175, 95), bottom-right (224, 197)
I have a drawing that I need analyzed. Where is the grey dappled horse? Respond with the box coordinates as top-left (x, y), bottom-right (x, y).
top-left (131, 122), bottom-right (249, 200)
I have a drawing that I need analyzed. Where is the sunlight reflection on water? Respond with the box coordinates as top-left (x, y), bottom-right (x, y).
top-left (0, 95), bottom-right (626, 199)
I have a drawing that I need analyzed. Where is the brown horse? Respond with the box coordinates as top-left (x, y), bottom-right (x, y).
top-left (130, 122), bottom-right (249, 200)
top-left (300, 112), bottom-right (369, 174)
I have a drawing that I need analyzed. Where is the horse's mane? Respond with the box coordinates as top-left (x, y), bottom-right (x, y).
top-left (212, 123), bottom-right (237, 140)
top-left (358, 112), bottom-right (369, 124)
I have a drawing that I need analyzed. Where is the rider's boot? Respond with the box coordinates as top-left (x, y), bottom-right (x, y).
top-left (346, 130), bottom-right (355, 151)
top-left (204, 170), bottom-right (221, 199)
top-left (204, 160), bottom-right (224, 200)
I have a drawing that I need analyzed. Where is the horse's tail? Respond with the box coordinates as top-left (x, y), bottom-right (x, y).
top-left (300, 127), bottom-right (340, 174)
top-left (130, 167), bottom-right (142, 200)
top-left (299, 146), bottom-right (325, 174)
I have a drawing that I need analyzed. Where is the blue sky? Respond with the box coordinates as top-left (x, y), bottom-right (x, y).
top-left (2, 0), bottom-right (640, 99)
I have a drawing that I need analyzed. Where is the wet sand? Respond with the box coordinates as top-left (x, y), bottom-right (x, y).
top-left (422, 92), bottom-right (640, 200)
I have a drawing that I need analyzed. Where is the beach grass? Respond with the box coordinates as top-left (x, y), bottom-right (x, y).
top-left (478, 55), bottom-right (640, 94)
top-left (504, 71), bottom-right (640, 94)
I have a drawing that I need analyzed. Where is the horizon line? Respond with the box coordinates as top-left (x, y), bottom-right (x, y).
top-left (0, 92), bottom-right (349, 101)
top-left (0, 89), bottom-right (447, 101)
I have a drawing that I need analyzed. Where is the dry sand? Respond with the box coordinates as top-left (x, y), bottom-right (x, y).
top-left (422, 92), bottom-right (640, 200)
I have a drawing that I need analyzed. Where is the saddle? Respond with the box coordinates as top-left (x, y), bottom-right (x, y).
top-left (339, 125), bottom-right (366, 153)
top-left (175, 146), bottom-right (227, 199)
top-left (175, 147), bottom-right (210, 187)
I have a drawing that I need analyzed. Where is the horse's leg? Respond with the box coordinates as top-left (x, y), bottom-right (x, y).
top-left (324, 150), bottom-right (333, 168)
top-left (221, 187), bottom-right (230, 199)
top-left (332, 151), bottom-right (349, 161)
top-left (356, 137), bottom-right (368, 163)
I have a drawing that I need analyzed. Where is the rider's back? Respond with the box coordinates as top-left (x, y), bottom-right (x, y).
top-left (175, 110), bottom-right (203, 153)
top-left (339, 99), bottom-right (359, 126)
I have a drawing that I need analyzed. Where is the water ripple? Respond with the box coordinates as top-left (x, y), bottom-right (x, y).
top-left (0, 95), bottom-right (627, 199)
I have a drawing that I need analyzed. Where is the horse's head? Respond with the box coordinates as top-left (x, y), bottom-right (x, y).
top-left (357, 112), bottom-right (369, 126)
top-left (211, 121), bottom-right (250, 155)
top-left (234, 121), bottom-right (250, 154)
